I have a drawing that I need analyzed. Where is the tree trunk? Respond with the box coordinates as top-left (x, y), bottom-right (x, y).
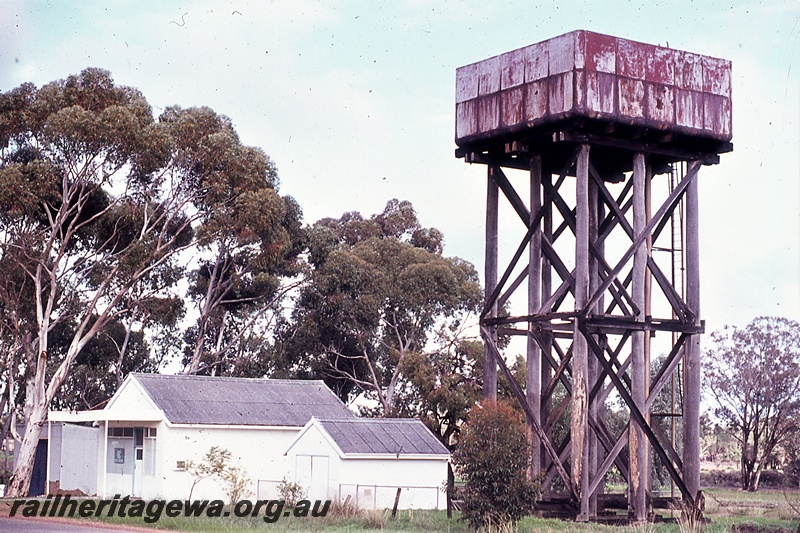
top-left (750, 461), bottom-right (765, 492)
top-left (446, 462), bottom-right (454, 518)
top-left (6, 391), bottom-right (47, 497)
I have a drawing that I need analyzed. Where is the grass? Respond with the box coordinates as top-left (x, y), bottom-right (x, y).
top-left (1, 489), bottom-right (798, 532)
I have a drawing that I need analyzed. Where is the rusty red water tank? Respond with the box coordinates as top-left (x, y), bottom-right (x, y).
top-left (455, 30), bottom-right (732, 155)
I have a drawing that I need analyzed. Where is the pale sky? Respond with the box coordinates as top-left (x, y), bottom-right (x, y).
top-left (1, 0), bottom-right (799, 338)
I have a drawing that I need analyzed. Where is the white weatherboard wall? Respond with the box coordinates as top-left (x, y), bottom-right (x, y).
top-left (106, 377), bottom-right (157, 412)
top-left (58, 423), bottom-right (99, 494)
top-left (52, 374), bottom-right (359, 501)
top-left (285, 424), bottom-right (340, 500)
top-left (285, 423), bottom-right (448, 510)
top-left (42, 423), bottom-right (99, 496)
top-left (337, 457), bottom-right (446, 510)
top-left (155, 424), bottom-right (300, 501)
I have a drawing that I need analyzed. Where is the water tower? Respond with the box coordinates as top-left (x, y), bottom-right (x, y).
top-left (455, 30), bottom-right (731, 522)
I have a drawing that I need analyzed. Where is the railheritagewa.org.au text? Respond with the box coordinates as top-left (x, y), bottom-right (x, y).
top-left (9, 494), bottom-right (331, 523)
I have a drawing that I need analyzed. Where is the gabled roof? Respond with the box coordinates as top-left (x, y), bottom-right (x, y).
top-left (296, 418), bottom-right (450, 457)
top-left (130, 374), bottom-right (354, 427)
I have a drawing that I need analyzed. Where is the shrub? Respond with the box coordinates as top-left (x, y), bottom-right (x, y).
top-left (221, 464), bottom-right (252, 505)
top-left (785, 459), bottom-right (800, 488)
top-left (186, 446), bottom-right (251, 504)
top-left (451, 401), bottom-right (540, 531)
top-left (277, 477), bottom-right (307, 507)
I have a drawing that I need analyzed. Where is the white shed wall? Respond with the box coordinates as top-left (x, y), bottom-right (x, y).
top-left (286, 424), bottom-right (448, 510)
top-left (284, 425), bottom-right (341, 500)
top-left (58, 423), bottom-right (99, 495)
top-left (337, 457), bottom-right (447, 510)
top-left (155, 425), bottom-right (300, 501)
top-left (106, 380), bottom-right (154, 412)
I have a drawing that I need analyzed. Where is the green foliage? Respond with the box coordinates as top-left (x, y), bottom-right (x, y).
top-left (0, 67), bottom-right (301, 496)
top-left (704, 317), bottom-right (800, 492)
top-left (452, 401), bottom-right (541, 531)
top-left (48, 319), bottom-right (159, 410)
top-left (402, 338), bottom-right (482, 448)
top-left (162, 105), bottom-right (305, 376)
top-left (220, 464), bottom-right (252, 505)
top-left (186, 446), bottom-right (251, 504)
top-left (282, 199), bottom-right (481, 415)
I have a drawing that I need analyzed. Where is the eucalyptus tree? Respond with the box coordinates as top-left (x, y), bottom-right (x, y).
top-left (705, 316), bottom-right (800, 491)
top-left (284, 200), bottom-right (482, 416)
top-left (0, 68), bottom-right (301, 496)
top-left (167, 104), bottom-right (305, 374)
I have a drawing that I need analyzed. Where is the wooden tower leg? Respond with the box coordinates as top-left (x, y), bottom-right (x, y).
top-left (587, 163), bottom-right (600, 519)
top-left (630, 152), bottom-right (649, 522)
top-left (541, 169), bottom-right (553, 492)
top-left (572, 144), bottom-right (591, 521)
top-left (528, 155), bottom-right (543, 479)
top-left (683, 164), bottom-right (701, 500)
top-left (483, 167), bottom-right (499, 401)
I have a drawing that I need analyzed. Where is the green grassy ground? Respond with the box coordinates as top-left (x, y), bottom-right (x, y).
top-left (1, 489), bottom-right (798, 532)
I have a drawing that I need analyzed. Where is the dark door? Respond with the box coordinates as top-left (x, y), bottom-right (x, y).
top-left (28, 439), bottom-right (48, 496)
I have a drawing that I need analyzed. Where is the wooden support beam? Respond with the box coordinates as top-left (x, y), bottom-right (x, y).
top-left (572, 144), bottom-right (591, 521)
top-left (598, 178), bottom-right (634, 241)
top-left (543, 177), bottom-right (638, 317)
top-left (483, 167), bottom-right (499, 401)
top-left (590, 163), bottom-right (692, 321)
top-left (481, 328), bottom-right (576, 499)
top-left (541, 170), bottom-right (554, 483)
top-left (588, 412), bottom-right (629, 480)
top-left (589, 426), bottom-right (630, 496)
top-left (580, 321), bottom-right (694, 506)
top-left (542, 237), bottom-right (575, 290)
top-left (482, 221), bottom-right (540, 319)
top-left (553, 130), bottom-right (722, 165)
top-left (544, 391), bottom-right (571, 436)
top-left (543, 440), bottom-right (572, 492)
top-left (542, 345), bottom-right (572, 406)
top-left (589, 335), bottom-right (688, 497)
top-left (539, 278), bottom-right (571, 315)
top-left (652, 418), bottom-right (683, 472)
top-left (528, 154), bottom-right (543, 480)
top-left (484, 311), bottom-right (576, 327)
top-left (584, 161), bottom-right (701, 314)
top-left (584, 316), bottom-right (703, 334)
top-left (630, 152), bottom-right (649, 522)
top-left (543, 339), bottom-right (573, 397)
top-left (683, 162), bottom-right (702, 501)
top-left (499, 267), bottom-right (528, 308)
top-left (492, 165), bottom-right (530, 225)
top-left (588, 169), bottom-right (602, 517)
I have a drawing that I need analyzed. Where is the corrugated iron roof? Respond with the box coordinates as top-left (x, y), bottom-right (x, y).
top-left (317, 418), bottom-right (450, 456)
top-left (132, 374), bottom-right (353, 426)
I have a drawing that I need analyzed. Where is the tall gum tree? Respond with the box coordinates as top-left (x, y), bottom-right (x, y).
top-left (0, 68), bottom-right (299, 496)
top-left (160, 105), bottom-right (304, 375)
top-left (284, 200), bottom-right (482, 416)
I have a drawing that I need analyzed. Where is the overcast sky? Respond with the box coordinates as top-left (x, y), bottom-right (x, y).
top-left (1, 0), bottom-right (798, 338)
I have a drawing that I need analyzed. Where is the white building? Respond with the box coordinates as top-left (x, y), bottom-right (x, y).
top-left (45, 373), bottom-right (449, 509)
top-left (285, 417), bottom-right (450, 510)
